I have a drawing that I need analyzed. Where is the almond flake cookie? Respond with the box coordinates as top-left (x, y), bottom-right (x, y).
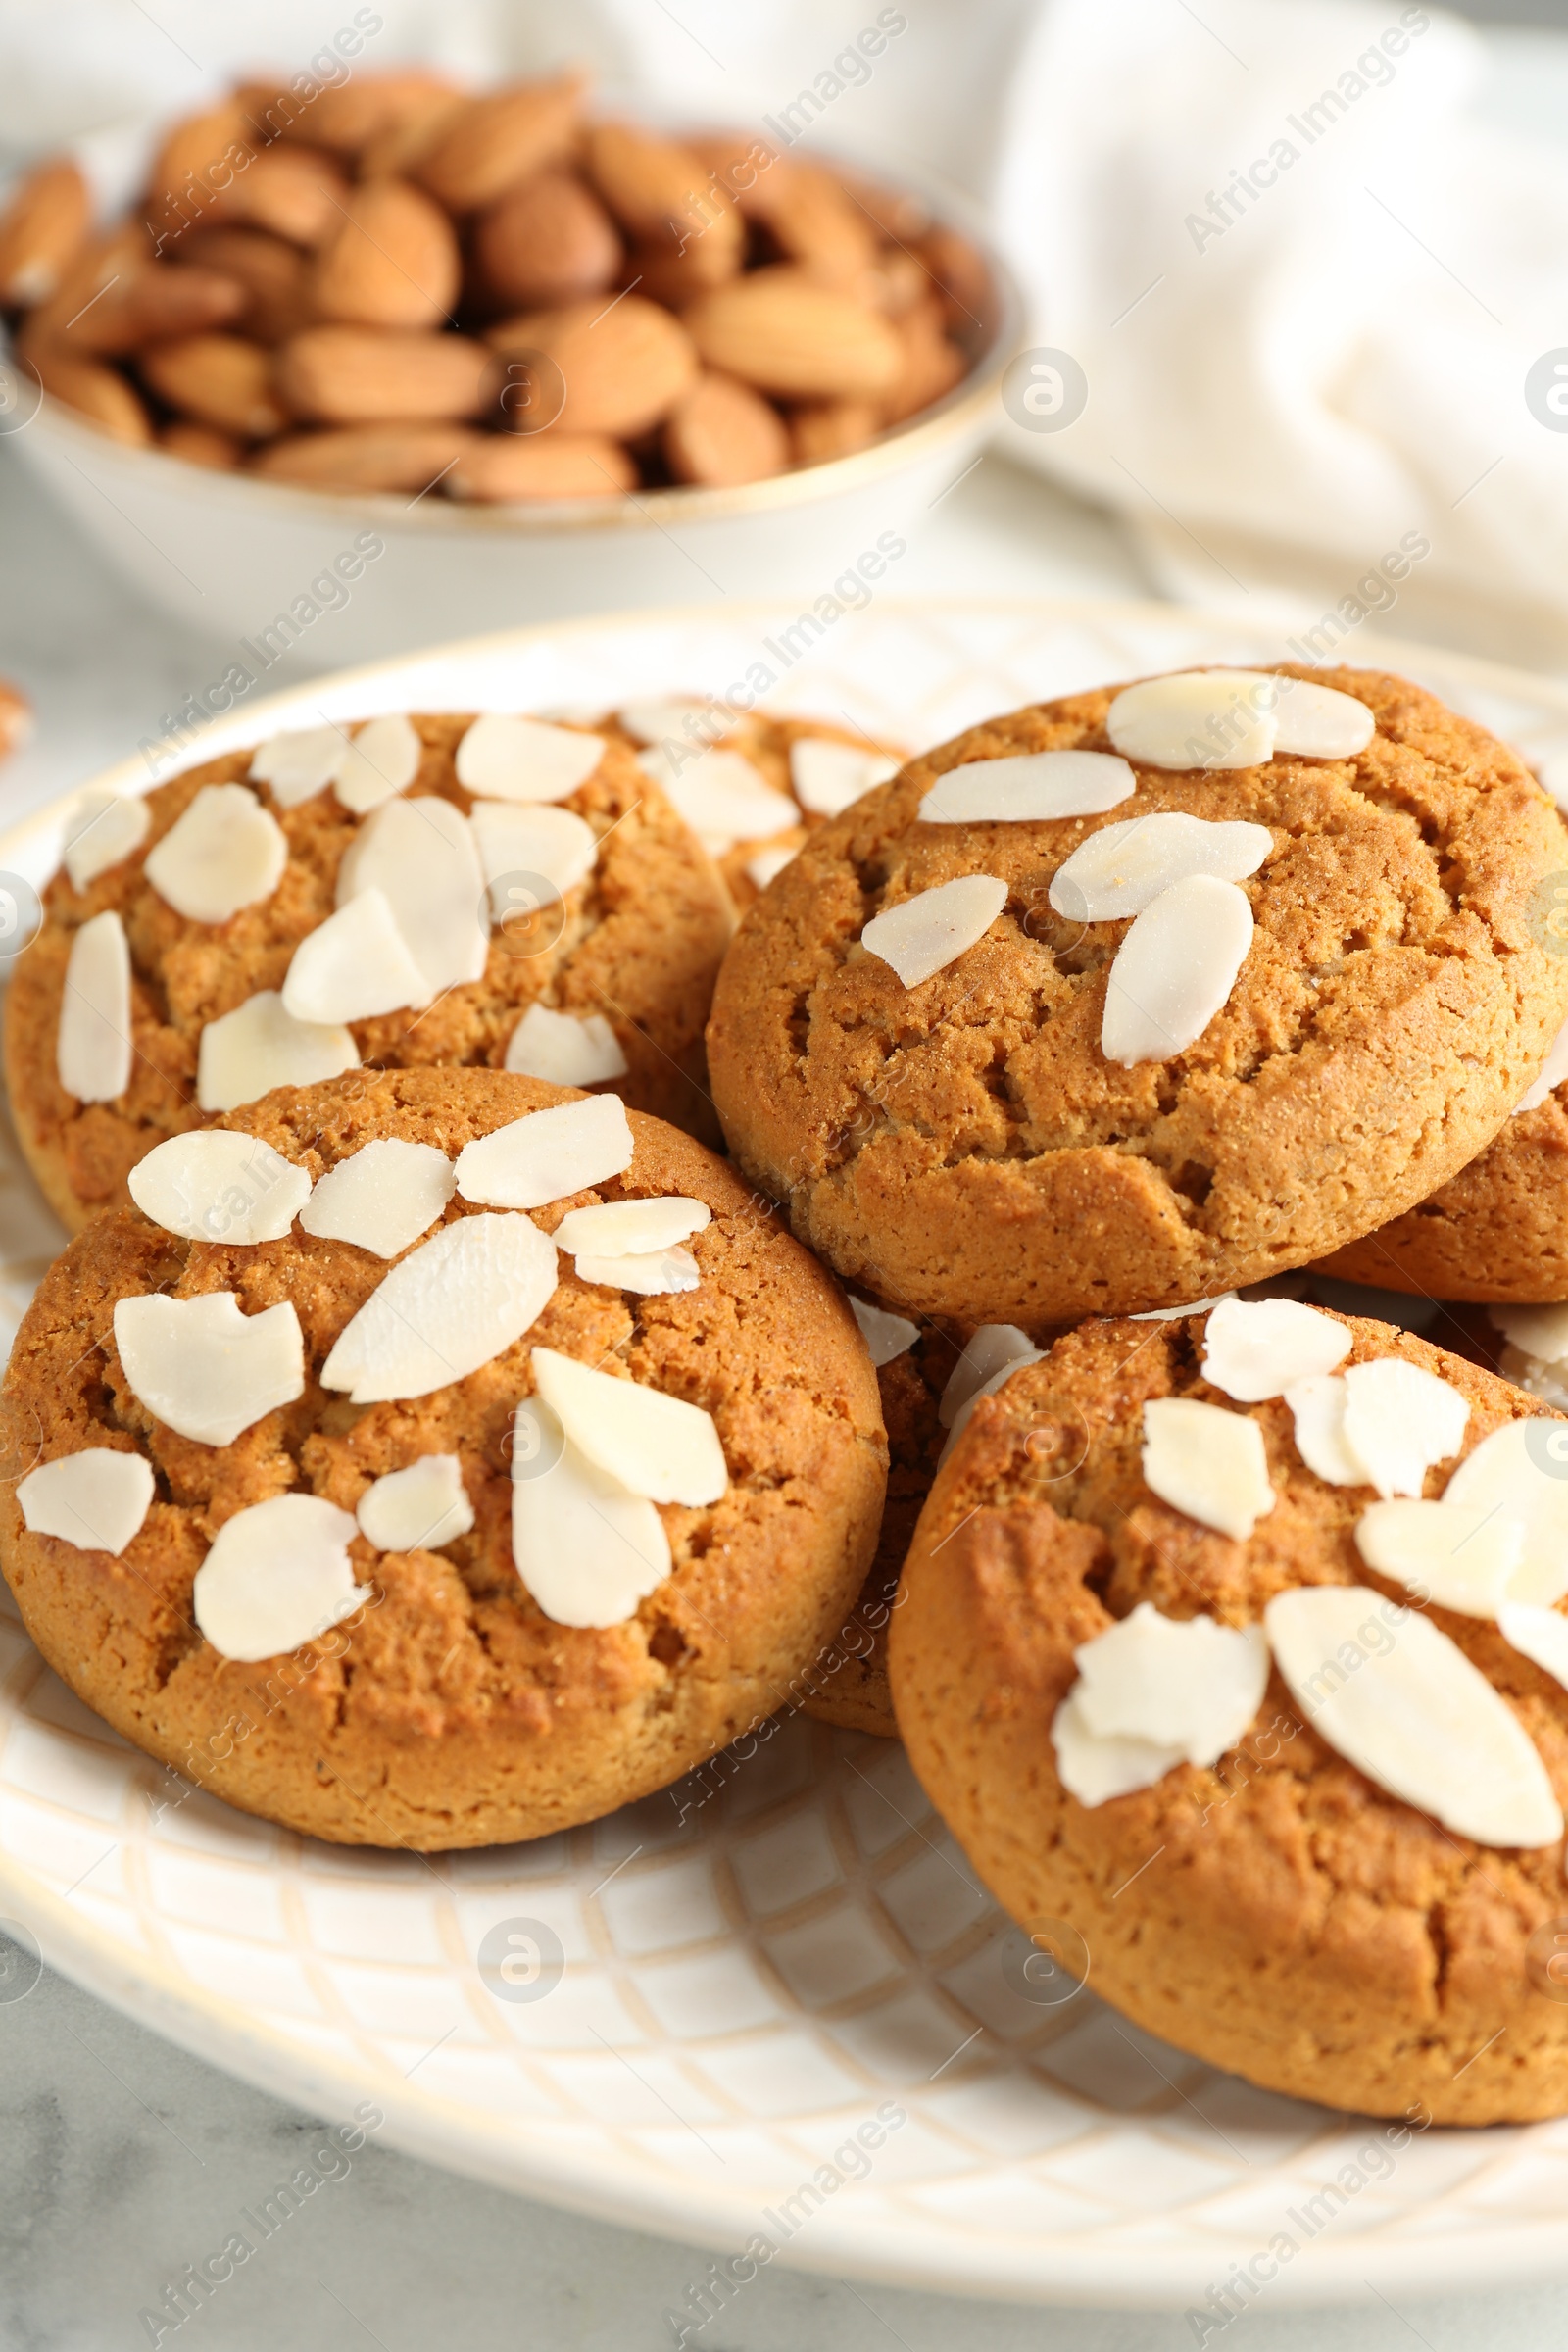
top-left (891, 1297), bottom-right (1568, 2123)
top-left (708, 666), bottom-right (1568, 1326)
top-left (6, 710), bottom-right (733, 1231)
top-left (0, 1067), bottom-right (886, 1848)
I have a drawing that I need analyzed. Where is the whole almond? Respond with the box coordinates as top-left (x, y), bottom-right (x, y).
top-left (632, 235), bottom-right (744, 310)
top-left (837, 171), bottom-right (931, 245)
top-left (0, 160), bottom-right (90, 307)
top-left (27, 225), bottom-right (148, 345)
top-left (789, 399), bottom-right (879, 466)
top-left (744, 159), bottom-right (878, 289)
top-left (60, 265), bottom-right (248, 358)
top-left (919, 225), bottom-right (991, 335)
top-left (447, 432), bottom-right (634, 503)
top-left (416, 77), bottom-right (582, 213)
top-left (685, 269), bottom-right (902, 400)
top-left (160, 419), bottom-right (241, 468)
top-left (489, 294), bottom-right (697, 438)
top-left (685, 130), bottom-right (785, 218)
top-left (140, 334), bottom-right (286, 437)
top-left (222, 148), bottom-right (351, 247)
top-left (240, 72), bottom-right (458, 155)
top-left (145, 102), bottom-right (255, 243)
top-left (880, 298), bottom-right (965, 425)
top-left (586, 122), bottom-right (742, 283)
top-left (0, 680), bottom-right (33, 764)
top-left (474, 172), bottom-right (620, 310)
top-left (251, 423), bottom-right (478, 493)
top-left (358, 91), bottom-right (468, 181)
top-left (178, 228), bottom-right (310, 342)
top-left (277, 325), bottom-right (499, 422)
top-left (308, 180), bottom-right (459, 329)
top-left (21, 334), bottom-right (152, 445)
top-left (663, 372), bottom-right (788, 487)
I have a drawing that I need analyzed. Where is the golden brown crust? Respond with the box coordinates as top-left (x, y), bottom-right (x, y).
top-left (708, 667), bottom-right (1568, 1325)
top-left (0, 1067), bottom-right (887, 1848)
top-left (5, 716), bottom-right (733, 1231)
top-left (891, 1310), bottom-right (1568, 2124)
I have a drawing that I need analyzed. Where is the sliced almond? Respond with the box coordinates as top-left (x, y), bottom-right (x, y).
top-left (1200, 1298), bottom-right (1351, 1403)
top-left (849, 1298), bottom-right (918, 1368)
top-left (1514, 1017), bottom-right (1568, 1115)
top-left (281, 888), bottom-right (428, 1024)
top-left (918, 749), bottom-right (1135, 825)
top-left (790, 738), bottom-right (900, 817)
top-left (1286, 1372), bottom-right (1365, 1487)
top-left (197, 988), bottom-right (359, 1113)
top-left (1102, 875), bottom-right (1252, 1066)
top-left (18, 1448), bottom-right (153, 1558)
top-left (616, 699), bottom-right (711, 750)
top-left (638, 744), bottom-right (795, 848)
top-left (57, 909), bottom-right (131, 1103)
top-left (128, 1130), bottom-right (311, 1245)
top-left (940, 1324), bottom-right (1038, 1427)
top-left (530, 1345), bottom-right (726, 1506)
top-left (249, 724), bottom-right (344, 807)
top-left (1051, 813), bottom-right (1272, 922)
top-left (1071, 1600), bottom-right (1270, 1758)
top-left (456, 712), bottom-right (604, 804)
top-left (144, 783), bottom-right (287, 924)
top-left (746, 844), bottom-right (796, 892)
top-left (938, 1348), bottom-right (1047, 1468)
top-left (193, 1493), bottom-right (362, 1663)
top-left (321, 1211), bottom-right (558, 1403)
top-left (1492, 1303), bottom-right (1568, 1364)
top-left (357, 1454), bottom-right (473, 1552)
top-left (1106, 672), bottom-right (1278, 771)
top-left (1355, 1498), bottom-right (1525, 1617)
top-left (115, 1290), bottom-right (304, 1446)
top-left (455, 1095), bottom-right (635, 1211)
top-left (1052, 1685), bottom-right (1186, 1808)
top-left (332, 714), bottom-right (421, 813)
top-left (504, 1004), bottom-right (627, 1087)
top-left (1444, 1419), bottom-right (1568, 1607)
top-left (335, 796), bottom-right (487, 999)
top-left (1341, 1360), bottom-right (1469, 1499)
top-left (471, 803), bottom-right (597, 916)
top-left (1142, 1397), bottom-right (1275, 1540)
top-left (1264, 1584), bottom-right (1562, 1848)
top-left (574, 1245), bottom-right (700, 1296)
top-left (1498, 1603), bottom-right (1568, 1690)
top-left (1270, 675), bottom-right (1375, 758)
top-left (555, 1197), bottom-right (710, 1257)
top-left (63, 792), bottom-right (149, 892)
top-left (861, 874), bottom-right (1008, 989)
top-left (299, 1137), bottom-right (455, 1260)
top-left (512, 1423), bottom-right (670, 1629)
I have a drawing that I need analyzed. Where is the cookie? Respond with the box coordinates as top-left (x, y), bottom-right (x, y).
top-left (6, 710), bottom-right (733, 1232)
top-left (891, 1300), bottom-right (1568, 2123)
top-left (0, 1067), bottom-right (886, 1848)
top-left (708, 665), bottom-right (1568, 1326)
top-left (599, 695), bottom-right (905, 909)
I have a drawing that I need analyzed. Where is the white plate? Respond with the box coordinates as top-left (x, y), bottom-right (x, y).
top-left (6, 599), bottom-right (1568, 2315)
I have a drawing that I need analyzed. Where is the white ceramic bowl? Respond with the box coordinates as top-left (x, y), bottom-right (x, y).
top-left (1, 158), bottom-right (1020, 668)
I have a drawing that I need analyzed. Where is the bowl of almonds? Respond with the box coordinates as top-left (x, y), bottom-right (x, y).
top-left (0, 68), bottom-right (1019, 661)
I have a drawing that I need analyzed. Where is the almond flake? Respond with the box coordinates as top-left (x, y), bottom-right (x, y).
top-left (918, 748), bottom-right (1135, 825)
top-left (555, 1197), bottom-right (710, 1256)
top-left (144, 784), bottom-right (287, 924)
top-left (331, 713), bottom-right (422, 814)
top-left (746, 844), bottom-right (797, 892)
top-left (193, 1493), bottom-right (363, 1662)
top-left (1200, 1298), bottom-right (1351, 1403)
top-left (128, 1130), bottom-right (312, 1244)
top-left (1286, 1372), bottom-right (1365, 1486)
top-left (574, 1245), bottom-right (700, 1295)
top-left (197, 989), bottom-right (360, 1113)
top-left (504, 1004), bottom-right (628, 1087)
top-left (455, 1095), bottom-right (634, 1210)
top-left (249, 725), bottom-right (346, 808)
top-left (1264, 1584), bottom-right (1563, 1848)
top-left (850, 1296), bottom-right (919, 1368)
top-left (1051, 1689), bottom-right (1185, 1807)
top-left (471, 801), bottom-right (597, 917)
top-left (64, 791), bottom-right (149, 891)
top-left (861, 873), bottom-right (1007, 988)
top-left (1050, 813), bottom-right (1272, 922)
top-left (1355, 1498), bottom-right (1526, 1617)
top-left (18, 1448), bottom-right (154, 1557)
top-left (512, 1420), bottom-right (671, 1628)
top-left (1102, 874), bottom-right (1252, 1066)
top-left (299, 1138), bottom-right (455, 1259)
top-left (335, 796), bottom-right (487, 999)
top-left (938, 1348), bottom-right (1048, 1467)
top-left (1341, 1359), bottom-right (1469, 1498)
top-left (1444, 1419), bottom-right (1568, 1606)
top-left (281, 888), bottom-right (428, 1024)
top-left (320, 1211), bottom-right (557, 1403)
top-left (115, 1291), bottom-right (305, 1446)
top-left (1514, 1017), bottom-right (1568, 1115)
top-left (1130, 1293), bottom-right (1236, 1322)
top-left (1142, 1397), bottom-right (1275, 1540)
top-left (1269, 674), bottom-right (1376, 758)
top-left (790, 738), bottom-right (900, 816)
top-left (617, 699), bottom-right (710, 749)
top-left (356, 1454), bottom-right (473, 1551)
top-left (455, 712), bottom-right (604, 803)
top-left (57, 908), bottom-right (131, 1102)
top-left (530, 1344), bottom-right (726, 1506)
top-left (1072, 1601), bottom-right (1270, 1758)
top-left (940, 1324), bottom-right (1038, 1427)
top-left (641, 744), bottom-right (796, 848)
top-left (1106, 671), bottom-right (1278, 770)
top-left (1498, 1602), bottom-right (1568, 1690)
top-left (1492, 1303), bottom-right (1568, 1364)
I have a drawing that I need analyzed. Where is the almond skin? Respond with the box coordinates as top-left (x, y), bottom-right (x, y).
top-left (56, 265), bottom-right (248, 358)
top-left (220, 148), bottom-right (352, 248)
top-left (308, 179), bottom-right (459, 329)
top-left (139, 334), bottom-right (286, 437)
top-left (489, 294), bottom-right (697, 438)
top-left (145, 102), bottom-right (255, 243)
top-left (358, 91), bottom-right (468, 182)
top-left (0, 680), bottom-right (33, 764)
top-left (585, 122), bottom-right (742, 284)
top-left (27, 225), bottom-right (150, 345)
top-left (663, 372), bottom-right (788, 487)
top-left (0, 160), bottom-right (90, 307)
top-left (277, 325), bottom-right (499, 422)
top-left (474, 172), bottom-right (621, 310)
top-left (789, 399), bottom-right (880, 466)
top-left (176, 228), bottom-right (310, 343)
top-left (416, 77), bottom-right (582, 213)
top-left (685, 268), bottom-right (903, 400)
top-left (446, 432), bottom-right (635, 502)
top-left (239, 72), bottom-right (458, 156)
top-left (250, 423), bottom-right (478, 493)
top-left (160, 419), bottom-right (241, 468)
top-left (20, 334), bottom-right (152, 445)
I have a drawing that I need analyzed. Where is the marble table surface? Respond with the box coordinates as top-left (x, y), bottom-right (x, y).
top-left (4, 383), bottom-right (1568, 2351)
